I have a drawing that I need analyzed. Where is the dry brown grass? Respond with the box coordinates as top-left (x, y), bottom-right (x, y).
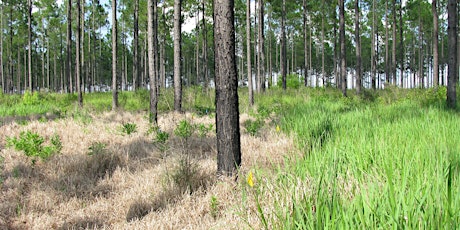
top-left (0, 111), bottom-right (298, 229)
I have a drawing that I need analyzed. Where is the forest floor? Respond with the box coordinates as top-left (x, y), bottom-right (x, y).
top-left (0, 110), bottom-right (296, 229)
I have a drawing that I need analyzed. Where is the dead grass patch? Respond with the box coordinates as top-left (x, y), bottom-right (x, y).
top-left (0, 110), bottom-right (297, 229)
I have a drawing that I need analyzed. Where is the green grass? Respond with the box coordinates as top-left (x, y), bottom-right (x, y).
top-left (247, 87), bottom-right (460, 228)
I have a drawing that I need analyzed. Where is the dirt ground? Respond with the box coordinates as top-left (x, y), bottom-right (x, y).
top-left (0, 111), bottom-right (297, 229)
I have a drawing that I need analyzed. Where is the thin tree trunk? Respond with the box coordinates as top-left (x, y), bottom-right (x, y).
top-left (392, 0), bottom-right (396, 85)
top-left (67, 0), bottom-right (73, 94)
top-left (148, 0), bottom-right (158, 122)
top-left (303, 0), bottom-right (308, 87)
top-left (133, 0), bottom-right (139, 90)
top-left (202, 0), bottom-right (208, 88)
top-left (281, 0), bottom-right (287, 90)
top-left (28, 0), bottom-right (32, 91)
top-left (446, 0), bottom-right (457, 109)
top-left (160, 6), bottom-right (166, 88)
top-left (173, 0), bottom-right (182, 112)
top-left (214, 0), bottom-right (241, 177)
top-left (81, 0), bottom-right (85, 93)
top-left (385, 0), bottom-right (389, 84)
top-left (246, 0), bottom-right (253, 105)
top-left (195, 11), bottom-right (200, 85)
top-left (371, 0), bottom-right (376, 90)
top-left (399, 1), bottom-right (404, 87)
top-left (258, 0), bottom-right (265, 92)
top-left (112, 0), bottom-right (118, 110)
top-left (339, 0), bottom-right (346, 96)
top-left (76, 0), bottom-right (83, 106)
top-left (432, 0), bottom-right (439, 87)
top-left (321, 15), bottom-right (325, 87)
top-left (355, 0), bottom-right (362, 94)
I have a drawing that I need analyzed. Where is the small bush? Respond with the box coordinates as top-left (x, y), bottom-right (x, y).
top-left (22, 91), bottom-right (41, 105)
top-left (196, 123), bottom-right (213, 138)
top-left (244, 119), bottom-right (264, 136)
top-left (277, 74), bottom-right (301, 89)
top-left (6, 131), bottom-right (62, 163)
top-left (121, 122), bottom-right (137, 135)
top-left (210, 195), bottom-right (220, 219)
top-left (174, 120), bottom-right (194, 139)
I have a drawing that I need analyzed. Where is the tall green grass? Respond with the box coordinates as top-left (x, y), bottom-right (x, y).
top-left (249, 87), bottom-right (460, 228)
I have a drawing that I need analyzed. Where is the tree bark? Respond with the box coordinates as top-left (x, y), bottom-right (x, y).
top-left (303, 0), bottom-right (308, 87)
top-left (0, 4), bottom-right (3, 93)
top-left (246, 0), bottom-right (253, 105)
top-left (76, 0), bottom-right (83, 106)
top-left (173, 0), bottom-right (182, 112)
top-left (148, 0), bottom-right (158, 123)
top-left (339, 0), bottom-right (346, 96)
top-left (133, 0), bottom-right (139, 90)
top-left (371, 0), bottom-right (376, 90)
top-left (399, 0), bottom-right (404, 87)
top-left (202, 0), bottom-right (208, 88)
top-left (258, 0), bottom-right (265, 92)
top-left (384, 0), bottom-right (389, 84)
top-left (447, 0), bottom-right (457, 109)
top-left (28, 0), bottom-right (32, 91)
top-left (112, 0), bottom-right (118, 110)
top-left (432, 0), bottom-right (439, 87)
top-left (355, 0), bottom-right (361, 94)
top-left (214, 0), bottom-right (241, 177)
top-left (392, 0), bottom-right (396, 85)
top-left (281, 0), bottom-right (287, 90)
top-left (67, 0), bottom-right (72, 93)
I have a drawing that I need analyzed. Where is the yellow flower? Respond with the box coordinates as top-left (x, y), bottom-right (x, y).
top-left (276, 125), bottom-right (281, 132)
top-left (247, 171), bottom-right (254, 187)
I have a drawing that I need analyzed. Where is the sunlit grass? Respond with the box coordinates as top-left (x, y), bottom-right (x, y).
top-left (248, 87), bottom-right (460, 228)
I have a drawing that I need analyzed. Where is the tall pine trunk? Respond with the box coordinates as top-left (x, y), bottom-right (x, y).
top-left (112, 0), bottom-right (118, 110)
top-left (67, 0), bottom-right (72, 93)
top-left (246, 0), bottom-right (253, 106)
top-left (258, 0), bottom-right (265, 92)
top-left (432, 0), bottom-right (439, 87)
top-left (446, 0), bottom-right (457, 109)
top-left (214, 0), bottom-right (241, 177)
top-left (76, 0), bottom-right (83, 106)
top-left (173, 0), bottom-right (182, 112)
top-left (355, 0), bottom-right (361, 94)
top-left (28, 0), bottom-right (32, 91)
top-left (133, 0), bottom-right (139, 90)
top-left (281, 0), bottom-right (287, 90)
top-left (148, 0), bottom-right (158, 123)
top-left (339, 0), bottom-right (346, 96)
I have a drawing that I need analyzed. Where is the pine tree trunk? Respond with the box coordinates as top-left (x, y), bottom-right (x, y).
top-left (133, 0), bottom-right (139, 90)
top-left (355, 0), bottom-right (361, 94)
top-left (148, 0), bottom-right (158, 122)
top-left (28, 0), bottom-right (32, 91)
top-left (399, 1), bottom-right (404, 87)
top-left (384, 0), bottom-right (389, 84)
top-left (339, 0), bottom-right (346, 96)
top-left (173, 0), bottom-right (182, 112)
top-left (371, 0), bottom-right (376, 90)
top-left (67, 0), bottom-right (72, 94)
top-left (303, 0), bottom-right (308, 87)
top-left (246, 0), bottom-right (253, 106)
top-left (281, 0), bottom-right (287, 90)
top-left (258, 0), bottom-right (265, 92)
top-left (202, 0), bottom-right (208, 88)
top-left (446, 0), bottom-right (457, 109)
top-left (214, 0), bottom-right (241, 177)
top-left (76, 0), bottom-right (83, 106)
top-left (112, 0), bottom-right (118, 110)
top-left (392, 0), bottom-right (396, 85)
top-left (432, 0), bottom-right (439, 87)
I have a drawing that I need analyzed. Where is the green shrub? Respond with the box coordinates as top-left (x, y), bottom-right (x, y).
top-left (121, 122), bottom-right (137, 135)
top-left (6, 131), bottom-right (62, 163)
top-left (22, 91), bottom-right (41, 105)
top-left (196, 123), bottom-right (213, 138)
top-left (277, 74), bottom-right (301, 89)
top-left (244, 119), bottom-right (264, 136)
top-left (174, 120), bottom-right (194, 139)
